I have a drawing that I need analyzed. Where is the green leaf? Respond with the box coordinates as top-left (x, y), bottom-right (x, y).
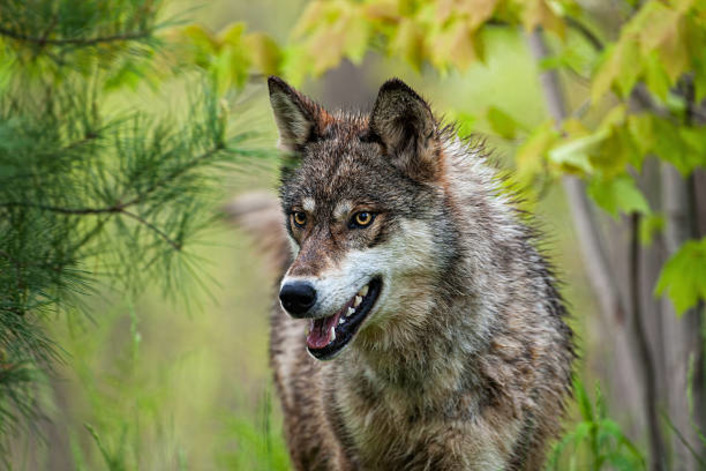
top-left (515, 121), bottom-right (559, 184)
top-left (591, 40), bottom-right (641, 101)
top-left (652, 118), bottom-right (705, 175)
top-left (592, 129), bottom-right (641, 175)
top-left (216, 22), bottom-right (252, 90)
top-left (655, 238), bottom-right (706, 315)
top-left (642, 52), bottom-right (671, 100)
top-left (627, 114), bottom-right (654, 155)
top-left (574, 378), bottom-right (594, 422)
top-left (548, 129), bottom-right (607, 175)
top-left (591, 44), bottom-right (618, 103)
top-left (616, 39), bottom-right (641, 97)
top-left (487, 106), bottom-right (521, 140)
top-left (640, 213), bottom-right (665, 245)
top-left (587, 175), bottom-right (650, 219)
top-left (448, 111), bottom-right (476, 138)
top-left (280, 44), bottom-right (309, 87)
top-left (343, 12), bottom-right (371, 64)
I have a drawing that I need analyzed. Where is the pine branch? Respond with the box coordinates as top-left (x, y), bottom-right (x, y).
top-left (0, 27), bottom-right (153, 48)
top-left (120, 209), bottom-right (181, 251)
top-left (0, 143), bottom-right (226, 253)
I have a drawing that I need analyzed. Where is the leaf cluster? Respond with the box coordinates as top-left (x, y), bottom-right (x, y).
top-left (271, 0), bottom-right (706, 314)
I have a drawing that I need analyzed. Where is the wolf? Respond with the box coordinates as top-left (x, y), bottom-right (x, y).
top-left (229, 76), bottom-right (574, 470)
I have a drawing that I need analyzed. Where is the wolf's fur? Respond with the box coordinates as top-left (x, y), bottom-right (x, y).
top-left (231, 77), bottom-right (574, 470)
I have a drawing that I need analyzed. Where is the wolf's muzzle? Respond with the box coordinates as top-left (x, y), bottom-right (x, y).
top-left (279, 281), bottom-right (317, 317)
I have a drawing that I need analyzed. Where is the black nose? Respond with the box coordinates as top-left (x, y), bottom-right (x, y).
top-left (279, 281), bottom-right (317, 317)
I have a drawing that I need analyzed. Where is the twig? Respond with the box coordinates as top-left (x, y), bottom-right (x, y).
top-left (120, 209), bottom-right (181, 251)
top-left (630, 213), bottom-right (667, 470)
top-left (565, 16), bottom-right (604, 51)
top-left (119, 145), bottom-right (223, 208)
top-left (661, 409), bottom-right (706, 469)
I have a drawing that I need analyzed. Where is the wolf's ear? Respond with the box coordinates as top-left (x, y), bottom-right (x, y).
top-left (268, 76), bottom-right (326, 152)
top-left (369, 79), bottom-right (440, 181)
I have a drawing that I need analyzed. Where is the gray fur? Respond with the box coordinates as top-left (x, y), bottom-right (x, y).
top-left (232, 77), bottom-right (575, 470)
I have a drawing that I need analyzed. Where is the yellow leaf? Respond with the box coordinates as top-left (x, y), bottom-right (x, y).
top-left (591, 39), bottom-right (640, 102)
top-left (597, 104), bottom-right (627, 132)
top-left (363, 0), bottom-right (401, 22)
top-left (181, 24), bottom-right (219, 54)
top-left (459, 0), bottom-right (499, 30)
top-left (218, 22), bottom-right (246, 48)
top-left (627, 114), bottom-right (655, 155)
top-left (436, 0), bottom-right (458, 23)
top-left (616, 39), bottom-right (641, 96)
top-left (591, 44), bottom-right (619, 103)
top-left (391, 18), bottom-right (425, 71)
top-left (293, 1), bottom-right (328, 38)
top-left (523, 0), bottom-right (565, 39)
top-left (562, 117), bottom-right (590, 137)
top-left (244, 33), bottom-right (282, 76)
top-left (448, 21), bottom-right (480, 69)
top-left (657, 16), bottom-right (689, 81)
top-left (341, 10), bottom-right (371, 64)
top-left (310, 28), bottom-right (345, 76)
top-left (636, 3), bottom-right (679, 53)
top-left (672, 0), bottom-right (695, 13)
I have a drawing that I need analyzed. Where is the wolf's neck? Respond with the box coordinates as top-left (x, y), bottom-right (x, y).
top-left (346, 280), bottom-right (491, 394)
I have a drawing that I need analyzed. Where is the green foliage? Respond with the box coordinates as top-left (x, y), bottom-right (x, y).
top-left (486, 105), bottom-right (524, 140)
top-left (548, 380), bottom-right (646, 470)
top-left (0, 0), bottom-right (268, 453)
top-left (217, 390), bottom-right (291, 471)
top-left (270, 0), bottom-right (706, 317)
top-left (174, 22), bottom-right (283, 93)
top-left (655, 238), bottom-right (706, 315)
top-left (587, 175), bottom-right (650, 219)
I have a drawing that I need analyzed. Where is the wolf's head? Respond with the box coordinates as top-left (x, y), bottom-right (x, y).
top-left (270, 77), bottom-right (457, 361)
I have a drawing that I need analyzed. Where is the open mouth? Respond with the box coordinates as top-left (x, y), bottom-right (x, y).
top-left (306, 277), bottom-right (382, 360)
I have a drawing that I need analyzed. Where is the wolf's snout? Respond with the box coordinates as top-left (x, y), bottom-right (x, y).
top-left (279, 281), bottom-right (317, 317)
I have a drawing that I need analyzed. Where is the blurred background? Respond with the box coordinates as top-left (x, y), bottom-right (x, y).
top-left (1, 0), bottom-right (705, 469)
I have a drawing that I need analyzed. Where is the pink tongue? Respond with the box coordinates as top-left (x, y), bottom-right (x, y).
top-left (307, 312), bottom-right (341, 349)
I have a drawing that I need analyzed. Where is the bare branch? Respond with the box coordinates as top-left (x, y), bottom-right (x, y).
top-left (525, 28), bottom-right (627, 324)
top-left (630, 213), bottom-right (667, 470)
top-left (564, 16), bottom-right (604, 51)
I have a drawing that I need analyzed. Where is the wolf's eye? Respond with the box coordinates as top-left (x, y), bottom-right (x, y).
top-left (292, 211), bottom-right (307, 228)
top-left (350, 212), bottom-right (375, 229)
